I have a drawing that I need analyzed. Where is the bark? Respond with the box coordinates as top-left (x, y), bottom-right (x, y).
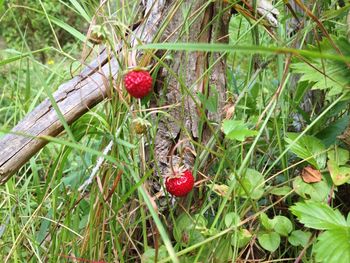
top-left (153, 1), bottom-right (230, 176)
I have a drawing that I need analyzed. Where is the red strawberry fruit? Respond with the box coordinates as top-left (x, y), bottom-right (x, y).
top-left (123, 70), bottom-right (153, 98)
top-left (165, 169), bottom-right (194, 197)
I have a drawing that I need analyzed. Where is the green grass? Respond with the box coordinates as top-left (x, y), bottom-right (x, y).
top-left (1, 0), bottom-right (350, 262)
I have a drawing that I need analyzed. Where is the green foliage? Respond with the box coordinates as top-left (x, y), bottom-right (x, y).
top-left (291, 201), bottom-right (348, 230)
top-left (141, 246), bottom-right (168, 262)
top-left (285, 132), bottom-right (327, 169)
top-left (258, 213), bottom-right (293, 252)
top-left (291, 201), bottom-right (350, 263)
top-left (222, 119), bottom-right (258, 141)
top-left (291, 37), bottom-right (350, 100)
top-left (293, 177), bottom-right (330, 202)
top-left (327, 147), bottom-right (350, 185)
top-left (288, 230), bottom-right (311, 247)
top-left (1, 0), bottom-right (350, 262)
top-left (173, 214), bottom-right (207, 247)
top-left (232, 168), bottom-right (265, 200)
top-left (0, 0), bottom-right (88, 53)
top-left (273, 216), bottom-right (293, 237)
top-left (258, 232), bottom-right (280, 252)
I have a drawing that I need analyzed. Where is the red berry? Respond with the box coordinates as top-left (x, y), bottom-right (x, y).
top-left (123, 70), bottom-right (153, 98)
top-left (165, 169), bottom-right (194, 197)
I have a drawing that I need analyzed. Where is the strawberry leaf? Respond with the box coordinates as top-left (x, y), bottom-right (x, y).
top-left (257, 232), bottom-right (280, 252)
top-left (222, 120), bottom-right (258, 142)
top-left (290, 201), bottom-right (348, 230)
top-left (285, 133), bottom-right (326, 169)
top-left (288, 230), bottom-right (311, 247)
top-left (314, 228), bottom-right (350, 263)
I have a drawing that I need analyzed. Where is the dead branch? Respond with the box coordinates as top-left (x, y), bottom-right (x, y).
top-left (0, 0), bottom-right (166, 184)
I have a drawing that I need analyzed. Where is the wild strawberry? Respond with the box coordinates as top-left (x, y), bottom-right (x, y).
top-left (165, 169), bottom-right (194, 197)
top-left (123, 70), bottom-right (152, 98)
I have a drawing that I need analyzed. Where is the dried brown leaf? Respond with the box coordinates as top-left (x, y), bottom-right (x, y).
top-left (301, 166), bottom-right (322, 183)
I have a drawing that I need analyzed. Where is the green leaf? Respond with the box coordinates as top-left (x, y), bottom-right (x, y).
top-left (291, 38), bottom-right (350, 99)
top-left (288, 230), bottom-right (311, 247)
top-left (272, 216), bottom-right (293, 236)
top-left (139, 42), bottom-right (350, 63)
top-left (141, 246), bottom-right (168, 263)
top-left (328, 147), bottom-right (350, 166)
top-left (260, 213), bottom-right (274, 231)
top-left (293, 177), bottom-right (330, 202)
top-left (314, 228), bottom-right (350, 263)
top-left (224, 212), bottom-right (240, 228)
top-left (257, 232), bottom-right (281, 252)
top-left (197, 86), bottom-right (219, 113)
top-left (173, 214), bottom-right (207, 247)
top-left (285, 133), bottom-right (326, 169)
top-left (317, 115), bottom-right (350, 147)
top-left (269, 186), bottom-right (292, 196)
top-left (290, 201), bottom-right (347, 230)
top-left (213, 238), bottom-right (233, 263)
top-left (222, 120), bottom-right (258, 142)
top-left (231, 229), bottom-right (252, 248)
top-left (327, 159), bottom-right (350, 186)
top-left (69, 0), bottom-right (91, 22)
top-left (233, 168), bottom-right (265, 200)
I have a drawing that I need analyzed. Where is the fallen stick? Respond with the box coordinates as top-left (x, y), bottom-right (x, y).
top-left (0, 50), bottom-right (118, 184)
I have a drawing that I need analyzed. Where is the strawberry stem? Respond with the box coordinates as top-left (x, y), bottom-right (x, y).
top-left (169, 138), bottom-right (190, 176)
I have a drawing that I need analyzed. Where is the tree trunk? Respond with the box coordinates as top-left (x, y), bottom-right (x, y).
top-left (153, 1), bottom-right (230, 178)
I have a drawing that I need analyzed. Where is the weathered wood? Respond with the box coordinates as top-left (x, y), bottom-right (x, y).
top-left (0, 0), bottom-right (167, 184)
top-left (153, 0), bottom-right (230, 177)
top-left (0, 50), bottom-right (118, 184)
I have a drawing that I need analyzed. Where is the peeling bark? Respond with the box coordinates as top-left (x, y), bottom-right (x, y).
top-left (154, 1), bottom-right (230, 176)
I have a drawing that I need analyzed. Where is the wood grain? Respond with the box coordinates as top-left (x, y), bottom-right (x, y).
top-left (0, 50), bottom-right (118, 184)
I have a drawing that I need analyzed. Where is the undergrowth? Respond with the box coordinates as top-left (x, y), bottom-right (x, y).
top-left (1, 0), bottom-right (350, 262)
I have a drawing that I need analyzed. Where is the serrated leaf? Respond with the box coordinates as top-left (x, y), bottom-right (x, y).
top-left (314, 228), bottom-right (350, 263)
top-left (288, 230), bottom-right (311, 247)
top-left (257, 232), bottom-right (280, 252)
top-left (233, 168), bottom-right (265, 200)
top-left (222, 120), bottom-right (258, 142)
top-left (290, 201), bottom-right (347, 230)
top-left (291, 38), bottom-right (350, 100)
top-left (285, 133), bottom-right (326, 169)
top-left (317, 115), bottom-right (350, 147)
top-left (272, 216), bottom-right (293, 236)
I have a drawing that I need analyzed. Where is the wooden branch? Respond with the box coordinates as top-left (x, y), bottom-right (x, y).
top-left (0, 0), bottom-right (168, 185)
top-left (0, 50), bottom-right (118, 184)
